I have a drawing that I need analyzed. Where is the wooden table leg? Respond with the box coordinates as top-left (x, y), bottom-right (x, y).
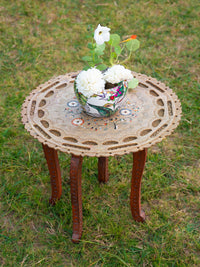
top-left (130, 148), bottom-right (147, 222)
top-left (42, 144), bottom-right (62, 205)
top-left (98, 157), bottom-right (109, 183)
top-left (70, 155), bottom-right (83, 243)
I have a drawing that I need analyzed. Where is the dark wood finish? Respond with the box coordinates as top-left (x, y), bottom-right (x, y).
top-left (130, 148), bottom-right (147, 222)
top-left (42, 143), bottom-right (147, 242)
top-left (98, 157), bottom-right (109, 183)
top-left (42, 144), bottom-right (62, 205)
top-left (70, 155), bottom-right (83, 243)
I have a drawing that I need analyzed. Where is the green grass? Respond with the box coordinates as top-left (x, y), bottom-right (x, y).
top-left (0, 0), bottom-right (200, 266)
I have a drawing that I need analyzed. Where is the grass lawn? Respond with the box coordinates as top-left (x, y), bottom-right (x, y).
top-left (0, 0), bottom-right (199, 266)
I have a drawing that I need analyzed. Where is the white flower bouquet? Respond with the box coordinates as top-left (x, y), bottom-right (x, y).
top-left (74, 24), bottom-right (140, 117)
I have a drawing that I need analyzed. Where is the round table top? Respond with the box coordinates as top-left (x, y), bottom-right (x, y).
top-left (21, 71), bottom-right (181, 157)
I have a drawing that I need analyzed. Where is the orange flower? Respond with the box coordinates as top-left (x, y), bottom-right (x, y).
top-left (121, 35), bottom-right (137, 43)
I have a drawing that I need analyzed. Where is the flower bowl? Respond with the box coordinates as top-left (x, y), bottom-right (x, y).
top-left (71, 24), bottom-right (140, 117)
top-left (74, 80), bottom-right (128, 117)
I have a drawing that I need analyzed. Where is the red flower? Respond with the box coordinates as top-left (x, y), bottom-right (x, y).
top-left (130, 35), bottom-right (137, 39)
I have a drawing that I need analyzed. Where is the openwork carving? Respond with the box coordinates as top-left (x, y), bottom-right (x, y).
top-left (21, 72), bottom-right (181, 157)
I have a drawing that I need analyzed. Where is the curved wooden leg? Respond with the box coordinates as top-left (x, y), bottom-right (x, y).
top-left (130, 148), bottom-right (147, 222)
top-left (70, 155), bottom-right (83, 243)
top-left (42, 144), bottom-right (62, 205)
top-left (98, 157), bottom-right (109, 183)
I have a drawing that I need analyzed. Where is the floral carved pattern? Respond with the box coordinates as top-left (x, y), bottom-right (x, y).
top-left (21, 72), bottom-right (181, 157)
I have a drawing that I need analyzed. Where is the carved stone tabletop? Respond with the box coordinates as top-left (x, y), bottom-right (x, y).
top-left (21, 71), bottom-right (181, 157)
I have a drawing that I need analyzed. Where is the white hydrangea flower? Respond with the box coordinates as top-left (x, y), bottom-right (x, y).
top-left (76, 68), bottom-right (105, 98)
top-left (94, 24), bottom-right (110, 45)
top-left (103, 65), bottom-right (133, 84)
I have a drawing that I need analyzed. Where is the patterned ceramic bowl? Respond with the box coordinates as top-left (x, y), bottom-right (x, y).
top-left (74, 80), bottom-right (128, 117)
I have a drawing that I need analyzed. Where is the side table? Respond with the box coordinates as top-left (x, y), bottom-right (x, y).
top-left (21, 71), bottom-right (181, 243)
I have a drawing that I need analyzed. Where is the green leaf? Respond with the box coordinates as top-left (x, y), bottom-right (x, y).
top-left (82, 56), bottom-right (93, 62)
top-left (126, 39), bottom-right (140, 52)
top-left (93, 54), bottom-right (102, 64)
top-left (108, 34), bottom-right (120, 46)
top-left (97, 64), bottom-right (108, 71)
top-left (94, 58), bottom-right (103, 64)
top-left (87, 42), bottom-right (94, 49)
top-left (94, 50), bottom-right (104, 56)
top-left (83, 66), bottom-right (90, 71)
top-left (114, 45), bottom-right (122, 55)
top-left (128, 78), bottom-right (139, 88)
top-left (94, 43), bottom-right (105, 56)
top-left (88, 61), bottom-right (95, 67)
top-left (110, 52), bottom-right (117, 59)
top-left (95, 43), bottom-right (105, 52)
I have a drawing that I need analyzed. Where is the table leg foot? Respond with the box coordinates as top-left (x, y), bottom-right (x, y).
top-left (42, 144), bottom-right (62, 205)
top-left (130, 149), bottom-right (147, 222)
top-left (72, 233), bottom-right (81, 244)
top-left (98, 157), bottom-right (109, 183)
top-left (134, 209), bottom-right (146, 222)
top-left (70, 155), bottom-right (83, 243)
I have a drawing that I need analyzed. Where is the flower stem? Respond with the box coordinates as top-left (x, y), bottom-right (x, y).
top-left (109, 45), bottom-right (113, 65)
top-left (121, 50), bottom-right (132, 65)
top-left (116, 45), bottom-right (125, 63)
